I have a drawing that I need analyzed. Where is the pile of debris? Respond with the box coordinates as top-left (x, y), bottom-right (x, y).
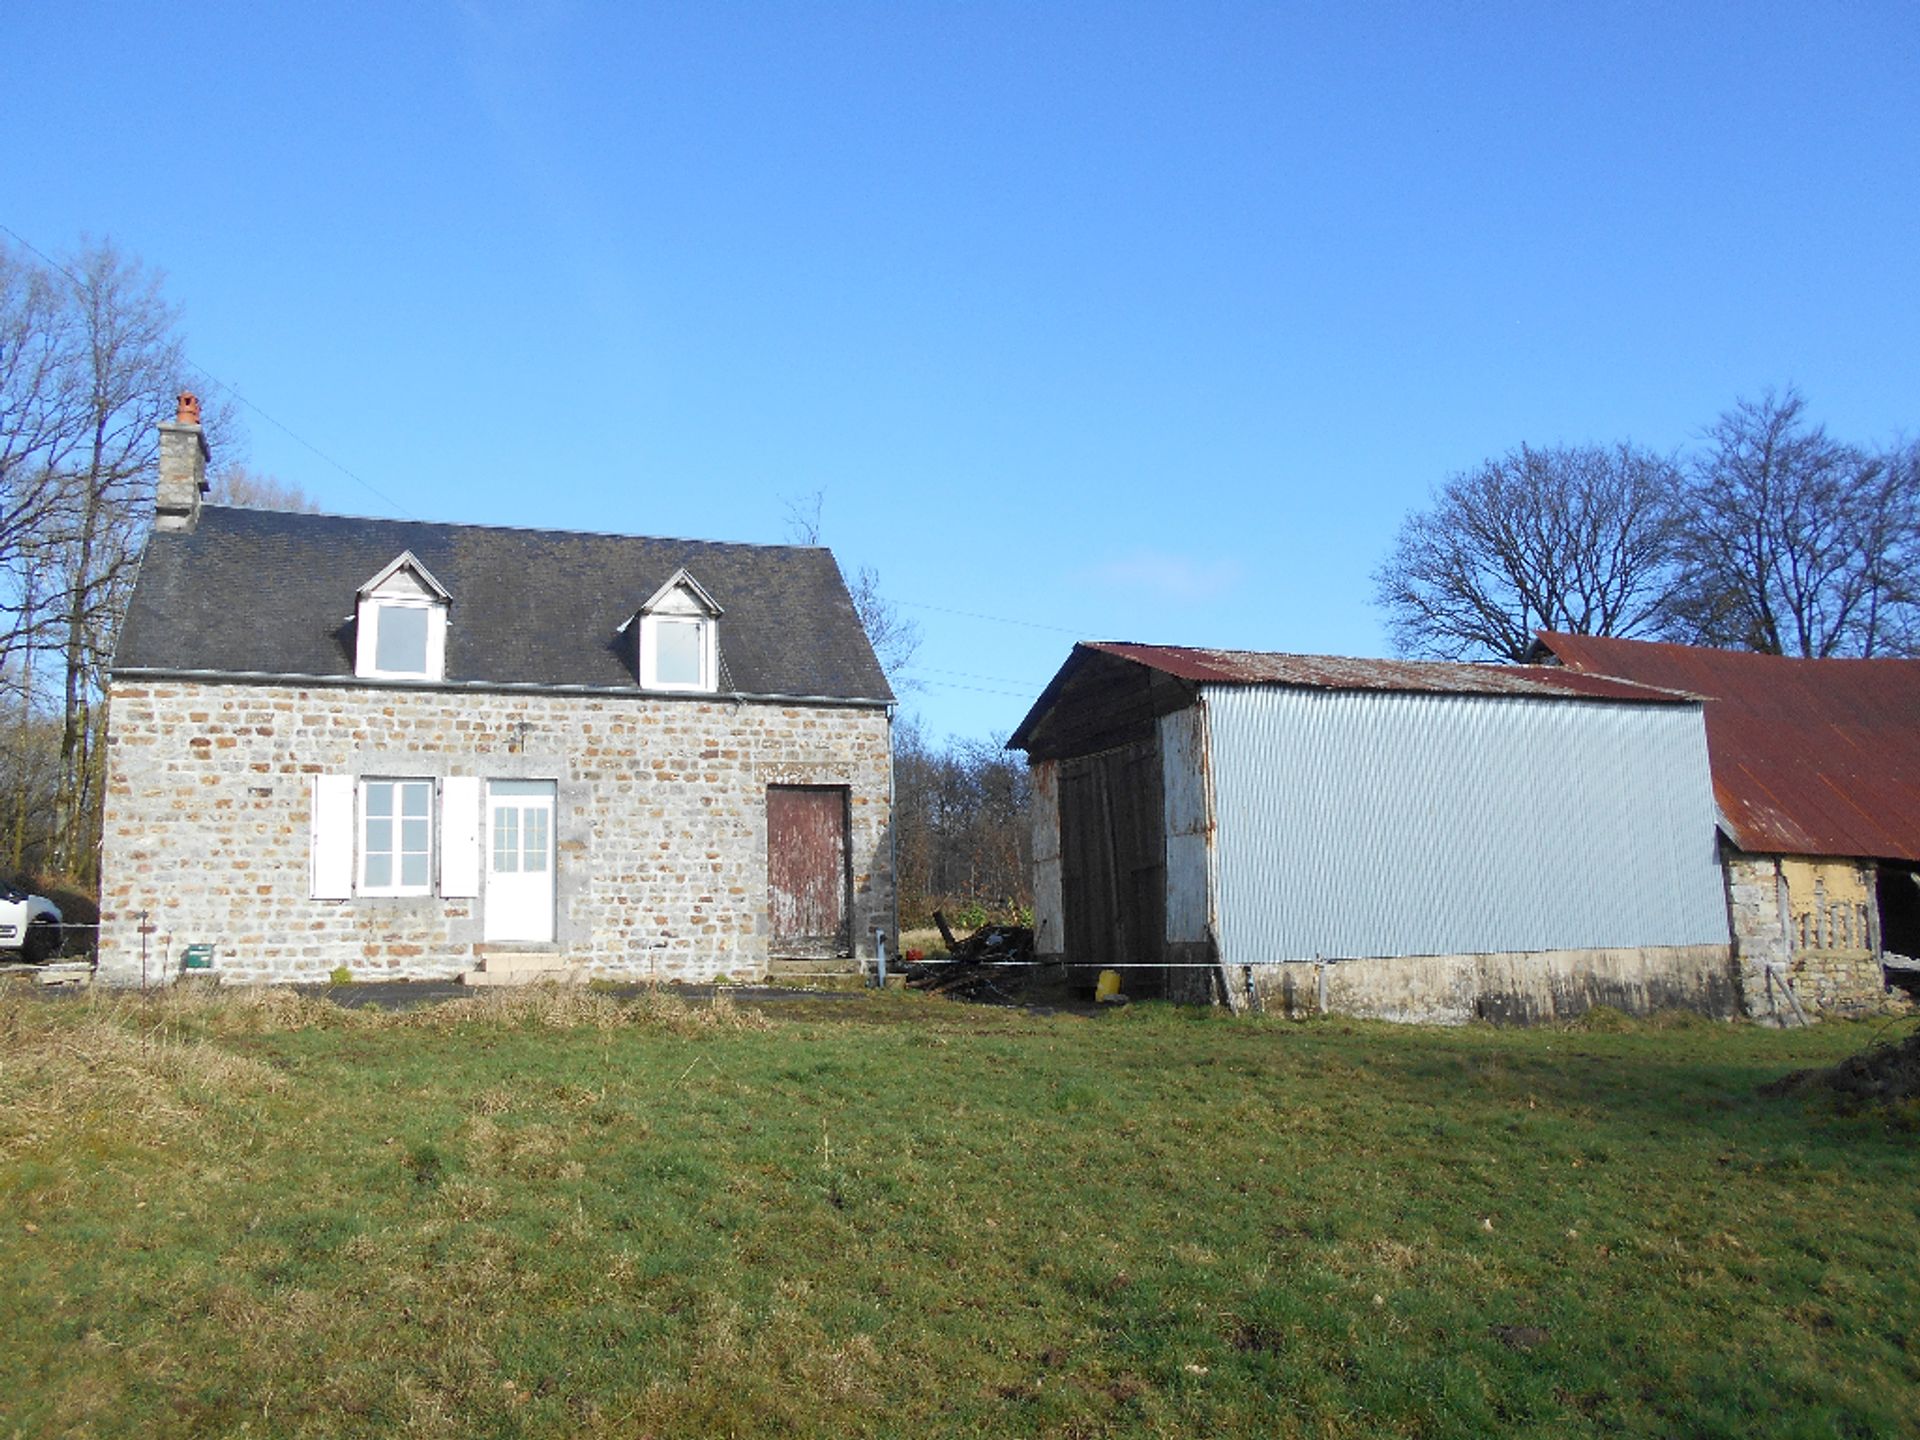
top-left (904, 912), bottom-right (1036, 1002)
top-left (1761, 1022), bottom-right (1920, 1109)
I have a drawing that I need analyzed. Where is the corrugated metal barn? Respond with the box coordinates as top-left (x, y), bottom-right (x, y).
top-left (1538, 633), bottom-right (1920, 1021)
top-left (1009, 643), bottom-right (1736, 1022)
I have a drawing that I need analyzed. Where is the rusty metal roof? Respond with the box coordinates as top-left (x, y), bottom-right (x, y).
top-left (1540, 633), bottom-right (1920, 862)
top-left (1082, 642), bottom-right (1693, 703)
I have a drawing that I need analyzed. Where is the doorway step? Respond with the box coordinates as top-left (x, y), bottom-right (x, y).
top-left (460, 950), bottom-right (584, 987)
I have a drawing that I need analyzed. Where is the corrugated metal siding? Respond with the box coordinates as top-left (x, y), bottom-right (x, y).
top-left (1205, 687), bottom-right (1729, 964)
top-left (1542, 632), bottom-right (1920, 861)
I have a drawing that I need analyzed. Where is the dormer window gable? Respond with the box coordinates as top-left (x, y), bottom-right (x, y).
top-left (630, 568), bottom-right (722, 693)
top-left (354, 552), bottom-right (451, 683)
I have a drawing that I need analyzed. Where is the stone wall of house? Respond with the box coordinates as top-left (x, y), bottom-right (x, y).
top-left (98, 679), bottom-right (893, 986)
top-left (1725, 851), bottom-right (1890, 1022)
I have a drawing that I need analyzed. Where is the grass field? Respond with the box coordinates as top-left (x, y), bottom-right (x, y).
top-left (1, 982), bottom-right (1915, 1439)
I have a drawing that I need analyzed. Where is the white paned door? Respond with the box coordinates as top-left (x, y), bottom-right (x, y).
top-left (485, 780), bottom-right (556, 943)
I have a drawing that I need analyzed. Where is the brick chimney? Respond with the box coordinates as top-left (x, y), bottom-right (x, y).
top-left (155, 390), bottom-right (209, 533)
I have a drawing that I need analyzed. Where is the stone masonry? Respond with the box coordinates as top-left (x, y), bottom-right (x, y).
top-left (1246, 944), bottom-right (1739, 1025)
top-left (1724, 850), bottom-right (1890, 1021)
top-left (99, 679), bottom-right (893, 985)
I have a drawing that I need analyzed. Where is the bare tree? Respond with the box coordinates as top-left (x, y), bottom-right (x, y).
top-left (845, 563), bottom-right (921, 682)
top-left (1666, 390), bottom-right (1919, 657)
top-left (781, 488), bottom-right (922, 683)
top-left (1375, 443), bottom-right (1683, 660)
top-left (891, 716), bottom-right (1031, 927)
top-left (0, 661), bottom-right (61, 873)
top-left (781, 489), bottom-right (823, 545)
top-left (46, 242), bottom-right (197, 878)
top-left (1871, 441), bottom-right (1920, 655)
top-left (0, 243), bottom-right (82, 658)
top-left (208, 463), bottom-right (320, 512)
top-left (0, 238), bottom-right (229, 883)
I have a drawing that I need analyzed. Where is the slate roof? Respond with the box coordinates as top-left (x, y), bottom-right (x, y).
top-left (1539, 633), bottom-right (1920, 861)
top-left (114, 506), bottom-right (893, 704)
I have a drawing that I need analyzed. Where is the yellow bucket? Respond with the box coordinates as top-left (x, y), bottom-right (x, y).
top-left (1095, 969), bottom-right (1123, 1003)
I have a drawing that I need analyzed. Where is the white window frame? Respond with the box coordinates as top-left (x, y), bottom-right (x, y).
top-left (639, 612), bottom-right (717, 692)
top-left (354, 595), bottom-right (448, 682)
top-left (357, 777), bottom-right (436, 897)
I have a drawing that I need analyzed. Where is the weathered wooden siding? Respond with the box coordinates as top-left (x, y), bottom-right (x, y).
top-left (768, 784), bottom-right (851, 958)
top-left (1059, 739), bottom-right (1166, 981)
top-left (1029, 759), bottom-right (1064, 959)
top-left (1158, 705), bottom-right (1212, 947)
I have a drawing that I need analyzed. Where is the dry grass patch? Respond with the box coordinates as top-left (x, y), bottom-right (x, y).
top-left (0, 987), bottom-right (286, 1158)
top-left (404, 982), bottom-right (770, 1035)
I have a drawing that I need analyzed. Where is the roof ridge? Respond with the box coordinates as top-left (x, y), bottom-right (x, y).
top-left (1541, 631), bottom-right (1920, 669)
top-left (197, 503), bottom-right (833, 555)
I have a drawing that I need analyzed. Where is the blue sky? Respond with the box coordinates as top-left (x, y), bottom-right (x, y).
top-left (7, 2), bottom-right (1916, 741)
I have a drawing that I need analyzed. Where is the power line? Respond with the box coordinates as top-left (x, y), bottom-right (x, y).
top-left (906, 678), bottom-right (1036, 699)
top-left (182, 361), bottom-right (416, 519)
top-left (0, 220), bottom-right (414, 518)
top-left (904, 664), bottom-right (1055, 687)
top-left (893, 596), bottom-right (1091, 636)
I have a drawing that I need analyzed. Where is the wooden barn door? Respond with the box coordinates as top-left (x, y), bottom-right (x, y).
top-left (1058, 739), bottom-right (1165, 990)
top-left (768, 785), bottom-right (851, 958)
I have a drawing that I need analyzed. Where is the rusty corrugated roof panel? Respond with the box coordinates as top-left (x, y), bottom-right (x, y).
top-left (1539, 633), bottom-right (1920, 862)
top-left (1084, 642), bottom-right (1693, 703)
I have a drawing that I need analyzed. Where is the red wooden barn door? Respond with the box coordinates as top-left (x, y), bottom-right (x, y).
top-left (768, 785), bottom-right (851, 958)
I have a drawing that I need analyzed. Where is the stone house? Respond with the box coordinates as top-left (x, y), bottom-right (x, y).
top-left (1009, 642), bottom-right (1736, 1022)
top-left (98, 397), bottom-right (895, 986)
top-left (1537, 633), bottom-right (1920, 1021)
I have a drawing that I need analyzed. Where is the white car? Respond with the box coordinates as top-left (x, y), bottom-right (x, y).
top-left (0, 883), bottom-right (63, 963)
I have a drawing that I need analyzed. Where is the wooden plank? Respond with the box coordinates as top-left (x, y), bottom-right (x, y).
top-left (768, 786), bottom-right (851, 958)
top-left (1058, 736), bottom-right (1166, 986)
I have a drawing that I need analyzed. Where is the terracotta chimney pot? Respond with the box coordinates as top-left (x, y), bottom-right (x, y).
top-left (156, 393), bottom-right (211, 532)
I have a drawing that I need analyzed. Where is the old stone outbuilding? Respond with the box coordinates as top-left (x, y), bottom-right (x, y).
top-left (1538, 633), bottom-right (1920, 1021)
top-left (98, 398), bottom-right (895, 986)
top-left (1010, 643), bottom-right (1735, 1023)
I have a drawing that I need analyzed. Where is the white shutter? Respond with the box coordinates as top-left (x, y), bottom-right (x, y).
top-left (440, 776), bottom-right (483, 898)
top-left (311, 774), bottom-right (355, 899)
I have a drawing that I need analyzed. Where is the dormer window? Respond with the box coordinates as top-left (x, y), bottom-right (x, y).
top-left (633, 568), bottom-right (722, 693)
top-left (354, 552), bottom-right (451, 683)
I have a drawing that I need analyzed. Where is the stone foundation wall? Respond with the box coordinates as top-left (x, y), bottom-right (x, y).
top-left (1725, 851), bottom-right (1890, 1021)
top-left (1244, 943), bottom-right (1738, 1025)
top-left (99, 680), bottom-right (892, 985)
